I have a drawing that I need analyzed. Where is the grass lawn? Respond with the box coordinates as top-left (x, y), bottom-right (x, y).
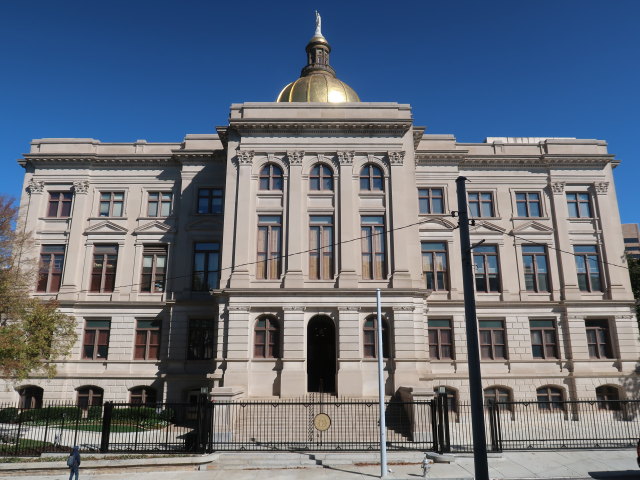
top-left (0, 438), bottom-right (60, 456)
top-left (68, 422), bottom-right (166, 433)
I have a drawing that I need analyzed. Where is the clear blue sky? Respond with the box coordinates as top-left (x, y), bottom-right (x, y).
top-left (1, 1), bottom-right (638, 223)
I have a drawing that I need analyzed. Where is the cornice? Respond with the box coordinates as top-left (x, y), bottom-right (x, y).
top-left (22, 153), bottom-right (179, 166)
top-left (229, 120), bottom-right (412, 136)
top-left (415, 153), bottom-right (616, 168)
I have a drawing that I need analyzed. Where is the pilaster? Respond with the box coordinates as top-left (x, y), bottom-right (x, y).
top-left (280, 306), bottom-right (306, 396)
top-left (284, 152), bottom-right (304, 287)
top-left (336, 306), bottom-right (363, 396)
top-left (336, 152), bottom-right (358, 287)
top-left (229, 151), bottom-right (254, 287)
top-left (222, 305), bottom-right (251, 389)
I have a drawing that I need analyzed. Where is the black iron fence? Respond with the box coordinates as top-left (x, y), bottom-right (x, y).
top-left (446, 399), bottom-right (640, 453)
top-left (0, 397), bottom-right (637, 456)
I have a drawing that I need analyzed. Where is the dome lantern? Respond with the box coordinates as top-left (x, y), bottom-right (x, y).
top-left (276, 12), bottom-right (360, 103)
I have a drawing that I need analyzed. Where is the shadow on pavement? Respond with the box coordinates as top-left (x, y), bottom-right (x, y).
top-left (589, 471), bottom-right (640, 479)
top-left (321, 465), bottom-right (380, 479)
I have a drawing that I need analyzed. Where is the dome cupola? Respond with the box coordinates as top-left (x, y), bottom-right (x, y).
top-left (276, 12), bottom-right (360, 103)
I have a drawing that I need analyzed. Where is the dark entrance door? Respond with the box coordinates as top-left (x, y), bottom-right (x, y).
top-left (307, 316), bottom-right (336, 393)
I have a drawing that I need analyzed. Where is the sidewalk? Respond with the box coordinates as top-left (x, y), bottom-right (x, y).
top-left (0, 450), bottom-right (637, 479)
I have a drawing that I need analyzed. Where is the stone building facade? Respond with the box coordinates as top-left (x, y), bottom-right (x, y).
top-left (5, 23), bottom-right (639, 408)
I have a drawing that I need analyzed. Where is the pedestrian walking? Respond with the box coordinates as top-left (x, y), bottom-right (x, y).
top-left (66, 445), bottom-right (81, 480)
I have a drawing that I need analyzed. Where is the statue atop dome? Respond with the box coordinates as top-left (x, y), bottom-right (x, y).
top-left (314, 11), bottom-right (323, 37)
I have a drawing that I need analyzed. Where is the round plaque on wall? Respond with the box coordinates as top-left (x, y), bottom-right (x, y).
top-left (313, 413), bottom-right (331, 431)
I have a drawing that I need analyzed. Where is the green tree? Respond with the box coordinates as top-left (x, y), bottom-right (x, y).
top-left (0, 195), bottom-right (76, 381)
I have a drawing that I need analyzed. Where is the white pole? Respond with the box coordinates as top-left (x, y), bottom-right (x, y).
top-left (376, 288), bottom-right (388, 478)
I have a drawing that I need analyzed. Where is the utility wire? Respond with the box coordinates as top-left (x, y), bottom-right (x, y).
top-left (20, 215), bottom-right (632, 298)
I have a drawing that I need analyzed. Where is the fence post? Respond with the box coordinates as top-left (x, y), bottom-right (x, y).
top-left (488, 403), bottom-right (499, 452)
top-left (436, 394), bottom-right (446, 454)
top-left (430, 400), bottom-right (439, 452)
top-left (440, 392), bottom-right (451, 453)
top-left (100, 402), bottom-right (113, 453)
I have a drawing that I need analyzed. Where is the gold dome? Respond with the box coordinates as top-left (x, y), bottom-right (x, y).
top-left (276, 12), bottom-right (360, 103)
top-left (277, 74), bottom-right (360, 103)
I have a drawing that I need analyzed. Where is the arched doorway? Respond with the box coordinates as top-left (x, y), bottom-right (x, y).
top-left (307, 315), bottom-right (336, 393)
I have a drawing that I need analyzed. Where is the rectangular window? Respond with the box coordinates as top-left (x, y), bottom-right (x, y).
top-left (574, 245), bottom-right (602, 292)
top-left (418, 188), bottom-right (444, 214)
top-left (585, 319), bottom-right (613, 359)
top-left (82, 319), bottom-right (110, 360)
top-left (522, 245), bottom-right (550, 292)
top-left (566, 192), bottom-right (592, 218)
top-left (90, 245), bottom-right (118, 293)
top-left (192, 242), bottom-right (220, 290)
top-left (529, 319), bottom-right (558, 359)
top-left (256, 216), bottom-right (282, 280)
top-left (134, 319), bottom-right (161, 360)
top-left (47, 192), bottom-right (72, 218)
top-left (197, 188), bottom-right (224, 214)
top-left (141, 245), bottom-right (167, 293)
top-left (99, 192), bottom-right (124, 217)
top-left (361, 216), bottom-right (386, 280)
top-left (473, 245), bottom-right (501, 292)
top-left (624, 238), bottom-right (638, 244)
top-left (422, 242), bottom-right (448, 290)
top-left (468, 192), bottom-right (494, 218)
top-left (428, 319), bottom-right (454, 360)
top-left (147, 192), bottom-right (172, 217)
top-left (479, 320), bottom-right (507, 360)
top-left (309, 215), bottom-right (334, 280)
top-left (187, 319), bottom-right (216, 360)
top-left (37, 245), bottom-right (65, 293)
top-left (515, 192), bottom-right (541, 217)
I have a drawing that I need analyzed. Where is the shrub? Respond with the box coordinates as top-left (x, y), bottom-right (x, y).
top-left (0, 408), bottom-right (19, 423)
top-left (87, 405), bottom-right (102, 420)
top-left (19, 406), bottom-right (82, 424)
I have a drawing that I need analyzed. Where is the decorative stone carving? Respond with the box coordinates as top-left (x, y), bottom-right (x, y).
top-left (27, 179), bottom-right (45, 194)
top-left (338, 306), bottom-right (360, 312)
top-left (388, 151), bottom-right (405, 165)
top-left (392, 305), bottom-right (415, 311)
top-left (72, 180), bottom-right (90, 195)
top-left (287, 151), bottom-right (305, 165)
top-left (550, 181), bottom-right (565, 194)
top-left (227, 305), bottom-right (250, 312)
top-left (283, 306), bottom-right (305, 312)
top-left (236, 150), bottom-right (254, 165)
top-left (337, 151), bottom-right (354, 165)
top-left (594, 181), bottom-right (609, 194)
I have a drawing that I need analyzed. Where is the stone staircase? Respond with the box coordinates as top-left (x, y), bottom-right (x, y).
top-left (217, 394), bottom-right (416, 450)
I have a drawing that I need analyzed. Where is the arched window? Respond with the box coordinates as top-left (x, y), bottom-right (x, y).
top-left (359, 164), bottom-right (384, 192)
top-left (254, 316), bottom-right (281, 358)
top-left (18, 386), bottom-right (43, 409)
top-left (310, 164), bottom-right (333, 191)
top-left (434, 386), bottom-right (458, 413)
top-left (536, 386), bottom-right (564, 410)
top-left (259, 164), bottom-right (283, 191)
top-left (596, 385), bottom-right (621, 411)
top-left (363, 316), bottom-right (390, 358)
top-left (77, 386), bottom-right (104, 410)
top-left (483, 386), bottom-right (511, 410)
top-left (130, 386), bottom-right (157, 406)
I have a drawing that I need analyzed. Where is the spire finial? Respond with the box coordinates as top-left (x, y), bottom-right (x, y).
top-left (314, 10), bottom-right (323, 37)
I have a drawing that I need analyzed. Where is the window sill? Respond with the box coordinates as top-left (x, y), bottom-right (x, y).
top-left (512, 217), bottom-right (550, 221)
top-left (89, 216), bottom-right (126, 220)
top-left (39, 217), bottom-right (70, 222)
top-left (567, 217), bottom-right (597, 222)
top-left (251, 358), bottom-right (281, 362)
top-left (137, 216), bottom-right (173, 221)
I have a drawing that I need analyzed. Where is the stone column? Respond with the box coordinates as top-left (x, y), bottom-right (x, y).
top-left (284, 152), bottom-right (304, 287)
top-left (387, 152), bottom-right (413, 287)
top-left (229, 151), bottom-right (254, 287)
top-left (615, 313), bottom-right (640, 373)
top-left (59, 180), bottom-right (90, 300)
top-left (336, 152), bottom-right (358, 287)
top-left (280, 306), bottom-right (306, 396)
top-left (336, 307), bottom-right (363, 396)
top-left (392, 306), bottom-right (423, 388)
top-left (209, 387), bottom-right (244, 442)
top-left (592, 181), bottom-right (628, 300)
top-left (221, 306), bottom-right (251, 390)
top-left (548, 180), bottom-right (581, 300)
